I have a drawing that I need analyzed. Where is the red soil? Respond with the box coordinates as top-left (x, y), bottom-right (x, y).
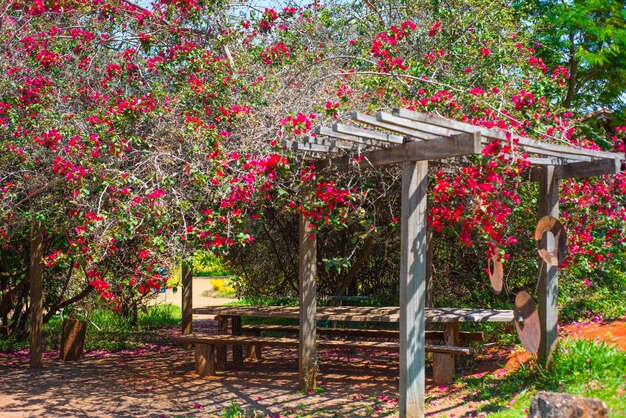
top-left (561, 317), bottom-right (626, 351)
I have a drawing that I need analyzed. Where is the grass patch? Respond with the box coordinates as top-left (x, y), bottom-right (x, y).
top-left (0, 304), bottom-right (182, 353)
top-left (461, 338), bottom-right (626, 417)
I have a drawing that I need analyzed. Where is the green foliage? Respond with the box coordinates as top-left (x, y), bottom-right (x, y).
top-left (209, 278), bottom-right (237, 297)
top-left (227, 295), bottom-right (299, 307)
top-left (192, 250), bottom-right (234, 277)
top-left (519, 0), bottom-right (626, 110)
top-left (221, 400), bottom-right (245, 418)
top-left (462, 339), bottom-right (626, 416)
top-left (0, 304), bottom-right (181, 353)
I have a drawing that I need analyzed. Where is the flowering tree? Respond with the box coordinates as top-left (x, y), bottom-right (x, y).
top-left (0, 0), bottom-right (624, 337)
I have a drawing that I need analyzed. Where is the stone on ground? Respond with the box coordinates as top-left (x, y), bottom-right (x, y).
top-left (528, 391), bottom-right (607, 418)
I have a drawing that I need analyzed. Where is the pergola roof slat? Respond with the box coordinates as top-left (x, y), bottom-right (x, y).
top-left (314, 126), bottom-right (389, 148)
top-left (332, 123), bottom-right (405, 144)
top-left (351, 112), bottom-right (441, 140)
top-left (377, 111), bottom-right (467, 138)
top-left (393, 108), bottom-right (623, 163)
top-left (283, 140), bottom-right (338, 154)
top-left (303, 135), bottom-right (359, 151)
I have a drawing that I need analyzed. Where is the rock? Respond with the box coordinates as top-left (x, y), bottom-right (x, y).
top-left (528, 391), bottom-right (608, 418)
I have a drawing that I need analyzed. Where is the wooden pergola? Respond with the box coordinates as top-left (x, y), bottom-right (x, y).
top-left (174, 109), bottom-right (624, 417)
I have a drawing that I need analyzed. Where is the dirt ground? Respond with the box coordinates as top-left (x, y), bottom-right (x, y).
top-left (1, 281), bottom-right (624, 417)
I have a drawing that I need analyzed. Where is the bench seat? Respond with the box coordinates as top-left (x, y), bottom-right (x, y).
top-left (240, 324), bottom-right (483, 342)
top-left (174, 334), bottom-right (474, 376)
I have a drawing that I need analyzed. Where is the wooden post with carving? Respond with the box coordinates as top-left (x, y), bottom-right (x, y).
top-left (538, 165), bottom-right (559, 365)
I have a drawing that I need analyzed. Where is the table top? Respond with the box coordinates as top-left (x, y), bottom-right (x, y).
top-left (193, 305), bottom-right (514, 323)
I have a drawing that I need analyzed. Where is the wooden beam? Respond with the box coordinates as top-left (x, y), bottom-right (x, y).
top-left (29, 226), bottom-right (44, 369)
top-left (538, 165), bottom-right (559, 365)
top-left (525, 157), bottom-right (577, 166)
top-left (555, 158), bottom-right (621, 179)
top-left (333, 123), bottom-right (405, 144)
top-left (399, 160), bottom-right (428, 418)
top-left (341, 132), bottom-right (481, 168)
top-left (181, 261), bottom-right (193, 336)
top-left (315, 126), bottom-right (388, 148)
top-left (283, 140), bottom-right (336, 154)
top-left (351, 112), bottom-right (441, 140)
top-left (303, 135), bottom-right (358, 151)
top-left (393, 108), bottom-right (624, 162)
top-left (298, 214), bottom-right (317, 391)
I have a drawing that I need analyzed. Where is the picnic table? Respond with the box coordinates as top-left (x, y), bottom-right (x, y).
top-left (189, 305), bottom-right (513, 384)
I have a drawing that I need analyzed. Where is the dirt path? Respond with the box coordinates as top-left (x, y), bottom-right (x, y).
top-left (1, 292), bottom-right (624, 418)
top-left (152, 276), bottom-right (236, 310)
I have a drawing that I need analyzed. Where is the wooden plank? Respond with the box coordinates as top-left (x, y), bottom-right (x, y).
top-left (303, 135), bottom-right (358, 151)
top-left (174, 334), bottom-right (473, 355)
top-left (555, 158), bottom-right (621, 180)
top-left (315, 126), bottom-right (388, 148)
top-left (526, 157), bottom-right (579, 166)
top-left (240, 324), bottom-right (483, 342)
top-left (538, 166), bottom-right (559, 365)
top-left (194, 306), bottom-right (514, 323)
top-left (29, 227), bottom-right (44, 369)
top-left (377, 111), bottom-right (466, 138)
top-left (299, 214), bottom-right (317, 391)
top-left (181, 261), bottom-right (193, 336)
top-left (283, 140), bottom-right (335, 153)
top-left (339, 132), bottom-right (481, 168)
top-left (393, 108), bottom-right (624, 162)
top-left (333, 123), bottom-right (405, 144)
top-left (352, 112), bottom-right (441, 140)
top-left (399, 160), bottom-right (429, 418)
top-left (433, 322), bottom-right (459, 385)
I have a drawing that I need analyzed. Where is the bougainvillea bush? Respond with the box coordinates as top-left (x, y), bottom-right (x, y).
top-left (0, 0), bottom-right (624, 337)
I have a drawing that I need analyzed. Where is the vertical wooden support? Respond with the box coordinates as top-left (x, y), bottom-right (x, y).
top-left (29, 227), bottom-right (44, 369)
top-left (181, 261), bottom-right (193, 336)
top-left (195, 344), bottom-right (215, 377)
top-left (425, 200), bottom-right (434, 310)
top-left (538, 165), bottom-right (559, 365)
top-left (216, 316), bottom-right (228, 369)
top-left (298, 214), bottom-right (317, 392)
top-left (232, 316), bottom-right (243, 367)
top-left (399, 161), bottom-right (428, 418)
top-left (432, 322), bottom-right (459, 385)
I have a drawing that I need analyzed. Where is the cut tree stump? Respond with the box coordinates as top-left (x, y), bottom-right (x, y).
top-left (60, 318), bottom-right (87, 361)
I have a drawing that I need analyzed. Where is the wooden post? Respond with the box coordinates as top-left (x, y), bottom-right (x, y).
top-left (232, 316), bottom-right (243, 367)
top-left (432, 322), bottom-right (459, 385)
top-left (181, 261), bottom-right (193, 336)
top-left (538, 165), bottom-right (559, 365)
top-left (298, 213), bottom-right (317, 392)
top-left (29, 227), bottom-right (44, 369)
top-left (195, 344), bottom-right (215, 377)
top-left (425, 200), bottom-right (434, 310)
top-left (216, 316), bottom-right (228, 369)
top-left (399, 160), bottom-right (428, 417)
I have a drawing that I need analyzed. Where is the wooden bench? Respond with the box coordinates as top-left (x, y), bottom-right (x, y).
top-left (240, 324), bottom-right (483, 360)
top-left (241, 323), bottom-right (483, 341)
top-left (174, 334), bottom-right (474, 377)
